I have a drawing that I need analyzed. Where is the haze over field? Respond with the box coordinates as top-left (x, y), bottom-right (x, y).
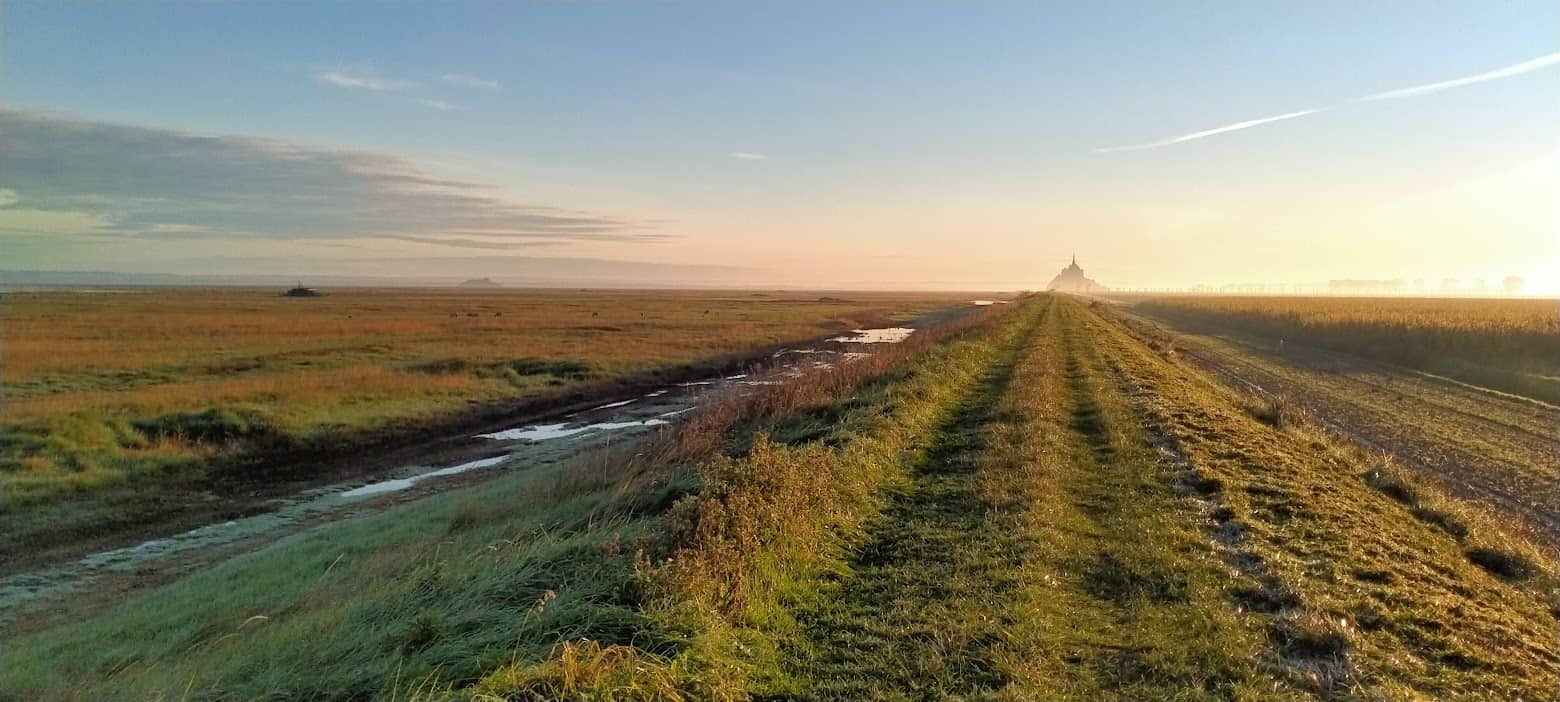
top-left (2, 2), bottom-right (1557, 291)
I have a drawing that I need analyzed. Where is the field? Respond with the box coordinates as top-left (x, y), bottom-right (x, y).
top-left (0, 288), bottom-right (968, 568)
top-left (1131, 296), bottom-right (1559, 403)
top-left (4, 294), bottom-right (1555, 701)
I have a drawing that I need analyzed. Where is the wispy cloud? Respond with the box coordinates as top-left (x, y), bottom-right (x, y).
top-left (416, 99), bottom-right (460, 111)
top-left (441, 73), bottom-right (502, 90)
top-left (0, 110), bottom-right (664, 249)
top-left (1096, 51), bottom-right (1560, 153)
top-left (316, 67), bottom-right (417, 92)
top-left (1094, 108), bottom-right (1326, 153)
top-left (1356, 51), bottom-right (1560, 101)
top-left (729, 152), bottom-right (772, 161)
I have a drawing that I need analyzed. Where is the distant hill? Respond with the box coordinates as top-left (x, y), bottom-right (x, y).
top-left (457, 278), bottom-right (502, 288)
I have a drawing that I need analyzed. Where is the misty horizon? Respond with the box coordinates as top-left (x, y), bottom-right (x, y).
top-left (1, 263), bottom-right (1544, 298)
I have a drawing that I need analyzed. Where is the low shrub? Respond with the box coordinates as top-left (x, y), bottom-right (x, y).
top-left (1240, 393), bottom-right (1301, 429)
top-left (131, 407), bottom-right (274, 445)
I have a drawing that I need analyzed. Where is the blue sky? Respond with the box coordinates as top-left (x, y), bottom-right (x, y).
top-left (4, 2), bottom-right (1557, 290)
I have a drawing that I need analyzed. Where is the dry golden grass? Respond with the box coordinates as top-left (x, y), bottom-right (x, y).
top-left (0, 286), bottom-right (973, 552)
top-left (1134, 295), bottom-right (1559, 401)
top-left (2, 287), bottom-right (966, 423)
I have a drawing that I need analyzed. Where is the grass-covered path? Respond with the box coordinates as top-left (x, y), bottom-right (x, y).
top-left (775, 295), bottom-right (1040, 699)
top-left (778, 299), bottom-right (1291, 700)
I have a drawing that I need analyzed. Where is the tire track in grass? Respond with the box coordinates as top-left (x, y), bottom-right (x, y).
top-left (1012, 305), bottom-right (1298, 700)
top-left (775, 302), bottom-right (1044, 701)
top-left (779, 298), bottom-right (1292, 700)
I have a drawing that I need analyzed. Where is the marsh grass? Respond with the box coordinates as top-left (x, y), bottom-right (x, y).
top-left (1, 288), bottom-right (971, 564)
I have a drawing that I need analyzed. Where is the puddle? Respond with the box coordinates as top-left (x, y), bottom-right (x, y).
top-left (339, 455), bottom-right (508, 499)
top-left (773, 348), bottom-right (826, 357)
top-left (476, 417), bottom-right (668, 443)
top-left (477, 423), bottom-right (585, 442)
top-left (972, 300), bottom-right (1009, 306)
top-left (586, 399), bottom-right (636, 411)
top-left (830, 327), bottom-right (915, 343)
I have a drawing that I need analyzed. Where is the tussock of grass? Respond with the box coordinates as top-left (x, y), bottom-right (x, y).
top-left (1238, 392), bottom-right (1302, 429)
top-left (131, 406), bottom-right (276, 444)
top-left (468, 641), bottom-right (692, 701)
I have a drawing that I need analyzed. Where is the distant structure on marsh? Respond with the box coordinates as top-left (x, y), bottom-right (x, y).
top-left (282, 282), bottom-right (321, 297)
top-left (1046, 255), bottom-right (1107, 294)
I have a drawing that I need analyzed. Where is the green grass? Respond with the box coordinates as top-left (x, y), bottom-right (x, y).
top-left (971, 303), bottom-right (1288, 700)
top-left (2, 456), bottom-right (664, 700)
top-left (8, 294), bottom-right (1555, 701)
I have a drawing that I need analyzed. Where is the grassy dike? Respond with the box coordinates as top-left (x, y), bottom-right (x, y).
top-left (0, 298), bottom-right (1031, 701)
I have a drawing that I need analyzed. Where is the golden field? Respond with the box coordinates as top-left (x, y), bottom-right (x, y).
top-left (1131, 296), bottom-right (1559, 401)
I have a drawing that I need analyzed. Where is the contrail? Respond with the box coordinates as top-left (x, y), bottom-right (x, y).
top-left (1356, 51), bottom-right (1560, 101)
top-left (1095, 51), bottom-right (1560, 153)
top-left (1093, 108), bottom-right (1326, 153)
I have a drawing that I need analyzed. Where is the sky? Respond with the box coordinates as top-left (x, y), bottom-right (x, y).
top-left (3, 2), bottom-right (1557, 292)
